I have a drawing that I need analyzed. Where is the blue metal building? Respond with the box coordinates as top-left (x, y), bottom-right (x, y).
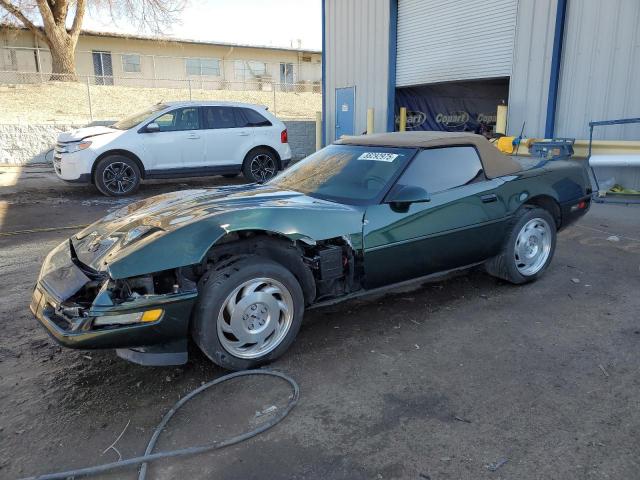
top-left (322, 0), bottom-right (640, 145)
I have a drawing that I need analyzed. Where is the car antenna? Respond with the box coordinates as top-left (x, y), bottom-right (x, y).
top-left (514, 121), bottom-right (526, 155)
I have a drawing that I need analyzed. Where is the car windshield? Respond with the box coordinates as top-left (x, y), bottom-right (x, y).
top-left (112, 104), bottom-right (168, 130)
top-left (268, 144), bottom-right (418, 205)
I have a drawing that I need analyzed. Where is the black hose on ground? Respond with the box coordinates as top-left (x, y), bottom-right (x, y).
top-left (21, 369), bottom-right (299, 480)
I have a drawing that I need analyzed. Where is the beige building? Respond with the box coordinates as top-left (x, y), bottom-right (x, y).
top-left (0, 27), bottom-right (321, 89)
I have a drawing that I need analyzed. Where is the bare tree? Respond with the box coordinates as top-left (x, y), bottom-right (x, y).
top-left (0, 0), bottom-right (185, 80)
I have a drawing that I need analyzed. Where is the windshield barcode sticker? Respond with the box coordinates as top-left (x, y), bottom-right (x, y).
top-left (357, 152), bottom-right (400, 162)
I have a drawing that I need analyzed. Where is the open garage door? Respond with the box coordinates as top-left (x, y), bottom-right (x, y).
top-left (396, 0), bottom-right (518, 87)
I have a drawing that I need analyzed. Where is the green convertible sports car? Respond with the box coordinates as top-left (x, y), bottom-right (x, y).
top-left (31, 132), bottom-right (591, 370)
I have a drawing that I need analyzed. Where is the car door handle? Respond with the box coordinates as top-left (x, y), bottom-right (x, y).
top-left (187, 133), bottom-right (200, 139)
top-left (481, 193), bottom-right (498, 203)
top-left (237, 131), bottom-right (250, 136)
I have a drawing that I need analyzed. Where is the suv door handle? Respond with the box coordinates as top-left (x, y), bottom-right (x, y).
top-left (481, 193), bottom-right (498, 203)
top-left (187, 133), bottom-right (200, 139)
top-left (237, 131), bottom-right (250, 136)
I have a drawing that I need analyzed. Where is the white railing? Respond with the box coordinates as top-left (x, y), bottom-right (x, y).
top-left (0, 46), bottom-right (322, 86)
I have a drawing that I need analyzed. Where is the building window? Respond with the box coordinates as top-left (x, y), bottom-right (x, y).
top-left (234, 60), bottom-right (268, 80)
top-left (185, 58), bottom-right (220, 76)
top-left (122, 54), bottom-right (141, 73)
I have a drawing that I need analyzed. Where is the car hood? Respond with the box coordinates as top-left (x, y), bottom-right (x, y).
top-left (58, 125), bottom-right (118, 143)
top-left (72, 184), bottom-right (364, 278)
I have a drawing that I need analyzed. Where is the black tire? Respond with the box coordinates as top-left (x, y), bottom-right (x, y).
top-left (242, 147), bottom-right (279, 183)
top-left (222, 173), bottom-right (239, 179)
top-left (94, 154), bottom-right (141, 197)
top-left (191, 256), bottom-right (304, 371)
top-left (485, 207), bottom-right (557, 284)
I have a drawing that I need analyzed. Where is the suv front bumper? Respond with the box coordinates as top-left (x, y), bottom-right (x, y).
top-left (53, 146), bottom-right (94, 183)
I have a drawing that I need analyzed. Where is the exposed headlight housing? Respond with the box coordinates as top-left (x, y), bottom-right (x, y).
top-left (123, 225), bottom-right (163, 246)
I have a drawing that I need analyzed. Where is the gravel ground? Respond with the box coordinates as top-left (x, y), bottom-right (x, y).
top-left (0, 171), bottom-right (639, 479)
top-left (0, 82), bottom-right (321, 124)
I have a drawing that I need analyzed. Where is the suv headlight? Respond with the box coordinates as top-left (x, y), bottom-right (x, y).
top-left (67, 141), bottom-right (92, 153)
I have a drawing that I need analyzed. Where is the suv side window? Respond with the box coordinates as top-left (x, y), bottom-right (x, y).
top-left (154, 107), bottom-right (200, 132)
top-left (395, 146), bottom-right (484, 194)
top-left (202, 106), bottom-right (241, 129)
top-left (237, 108), bottom-right (272, 127)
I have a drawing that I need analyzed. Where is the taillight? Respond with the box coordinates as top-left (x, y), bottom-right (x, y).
top-left (281, 129), bottom-right (288, 143)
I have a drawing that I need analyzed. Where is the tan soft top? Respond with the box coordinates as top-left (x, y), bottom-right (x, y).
top-left (335, 131), bottom-right (521, 178)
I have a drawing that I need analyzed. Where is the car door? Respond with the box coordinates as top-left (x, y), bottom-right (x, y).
top-left (200, 106), bottom-right (255, 167)
top-left (141, 106), bottom-right (204, 171)
top-left (239, 107), bottom-right (276, 151)
top-left (362, 146), bottom-right (510, 288)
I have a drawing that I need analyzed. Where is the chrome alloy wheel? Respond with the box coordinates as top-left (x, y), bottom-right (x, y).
top-left (514, 217), bottom-right (552, 276)
top-left (250, 154), bottom-right (277, 182)
top-left (217, 277), bottom-right (294, 359)
top-left (102, 162), bottom-right (137, 194)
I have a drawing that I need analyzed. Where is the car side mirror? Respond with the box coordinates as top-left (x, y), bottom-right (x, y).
top-left (385, 185), bottom-right (430, 213)
top-left (386, 184), bottom-right (431, 205)
top-left (145, 122), bottom-right (160, 133)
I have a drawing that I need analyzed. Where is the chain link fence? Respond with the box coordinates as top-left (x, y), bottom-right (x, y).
top-left (0, 46), bottom-right (322, 124)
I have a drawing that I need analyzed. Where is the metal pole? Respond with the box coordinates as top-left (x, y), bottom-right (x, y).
top-left (399, 107), bottom-right (407, 132)
top-left (273, 85), bottom-right (277, 115)
top-left (366, 108), bottom-right (375, 134)
top-left (315, 111), bottom-right (322, 151)
top-left (496, 104), bottom-right (508, 135)
top-left (35, 47), bottom-right (43, 83)
top-left (152, 55), bottom-right (157, 87)
top-left (86, 76), bottom-right (93, 122)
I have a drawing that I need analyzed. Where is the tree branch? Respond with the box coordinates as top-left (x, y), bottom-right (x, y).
top-left (70, 0), bottom-right (86, 38)
top-left (35, 0), bottom-right (56, 31)
top-left (0, 0), bottom-right (46, 41)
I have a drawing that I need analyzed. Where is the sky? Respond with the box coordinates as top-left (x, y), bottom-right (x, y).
top-left (82, 0), bottom-right (322, 50)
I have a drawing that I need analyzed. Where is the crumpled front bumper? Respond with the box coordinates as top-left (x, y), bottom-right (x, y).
top-left (30, 241), bottom-right (197, 351)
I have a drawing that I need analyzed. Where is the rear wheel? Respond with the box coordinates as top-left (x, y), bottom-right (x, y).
top-left (94, 155), bottom-right (141, 197)
top-left (192, 256), bottom-right (304, 370)
top-left (485, 207), bottom-right (557, 284)
top-left (242, 148), bottom-right (279, 183)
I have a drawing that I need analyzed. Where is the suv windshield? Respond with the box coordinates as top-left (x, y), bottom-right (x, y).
top-left (112, 104), bottom-right (168, 130)
top-left (268, 144), bottom-right (417, 205)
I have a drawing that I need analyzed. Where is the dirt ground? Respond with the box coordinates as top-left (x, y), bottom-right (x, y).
top-left (0, 82), bottom-right (321, 124)
top-left (1, 169), bottom-right (639, 480)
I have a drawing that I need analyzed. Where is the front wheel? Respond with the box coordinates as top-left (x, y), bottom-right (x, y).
top-left (94, 155), bottom-right (141, 196)
top-left (485, 207), bottom-right (557, 284)
top-left (192, 256), bottom-right (304, 370)
top-left (242, 148), bottom-right (279, 183)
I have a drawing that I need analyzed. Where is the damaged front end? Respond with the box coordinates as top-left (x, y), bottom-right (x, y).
top-left (30, 239), bottom-right (197, 365)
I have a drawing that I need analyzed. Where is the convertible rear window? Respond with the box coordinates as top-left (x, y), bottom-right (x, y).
top-left (396, 146), bottom-right (484, 194)
top-left (268, 145), bottom-right (417, 205)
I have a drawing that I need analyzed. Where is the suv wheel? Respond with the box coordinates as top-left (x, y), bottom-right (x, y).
top-left (192, 256), bottom-right (304, 370)
top-left (485, 207), bottom-right (557, 284)
top-left (242, 148), bottom-right (279, 183)
top-left (94, 155), bottom-right (141, 197)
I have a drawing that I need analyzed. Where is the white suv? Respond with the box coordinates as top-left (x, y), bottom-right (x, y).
top-left (53, 101), bottom-right (292, 196)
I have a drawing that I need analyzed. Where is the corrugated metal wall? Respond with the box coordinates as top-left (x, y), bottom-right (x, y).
top-left (506, 0), bottom-right (557, 138)
top-left (396, 0), bottom-right (518, 87)
top-left (324, 0), bottom-right (391, 143)
top-left (555, 0), bottom-right (640, 140)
